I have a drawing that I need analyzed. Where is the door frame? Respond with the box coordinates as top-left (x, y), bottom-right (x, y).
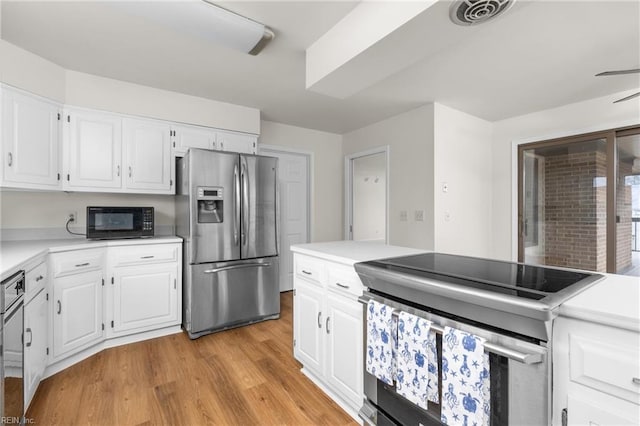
top-left (259, 144), bottom-right (313, 244)
top-left (344, 146), bottom-right (390, 243)
top-left (513, 123), bottom-right (640, 273)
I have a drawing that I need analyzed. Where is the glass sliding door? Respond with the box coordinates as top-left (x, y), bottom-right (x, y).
top-left (616, 129), bottom-right (640, 276)
top-left (519, 127), bottom-right (640, 275)
top-left (519, 135), bottom-right (609, 272)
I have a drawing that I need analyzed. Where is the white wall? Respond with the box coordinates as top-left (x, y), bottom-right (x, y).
top-left (433, 103), bottom-right (493, 257)
top-left (343, 104), bottom-right (435, 249)
top-left (0, 190), bottom-right (175, 231)
top-left (259, 120), bottom-right (343, 242)
top-left (491, 91), bottom-right (640, 261)
top-left (65, 70), bottom-right (260, 134)
top-left (0, 40), bottom-right (66, 102)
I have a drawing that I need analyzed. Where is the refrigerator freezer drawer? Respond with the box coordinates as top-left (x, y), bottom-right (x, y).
top-left (185, 257), bottom-right (280, 338)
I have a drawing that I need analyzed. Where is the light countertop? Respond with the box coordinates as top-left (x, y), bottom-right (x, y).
top-left (292, 241), bottom-right (639, 332)
top-left (1, 236), bottom-right (182, 281)
top-left (559, 273), bottom-right (640, 332)
top-left (291, 240), bottom-right (426, 266)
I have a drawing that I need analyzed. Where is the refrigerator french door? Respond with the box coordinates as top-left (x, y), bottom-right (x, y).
top-left (176, 148), bottom-right (280, 339)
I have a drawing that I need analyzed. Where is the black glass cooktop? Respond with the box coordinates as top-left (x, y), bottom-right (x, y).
top-left (361, 252), bottom-right (597, 300)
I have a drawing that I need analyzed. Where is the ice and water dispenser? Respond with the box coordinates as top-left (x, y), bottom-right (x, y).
top-left (196, 186), bottom-right (224, 223)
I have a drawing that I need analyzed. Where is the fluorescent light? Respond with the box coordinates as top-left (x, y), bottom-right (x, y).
top-left (114, 1), bottom-right (274, 55)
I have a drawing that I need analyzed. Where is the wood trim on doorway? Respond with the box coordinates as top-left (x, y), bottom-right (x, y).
top-left (516, 129), bottom-right (618, 272)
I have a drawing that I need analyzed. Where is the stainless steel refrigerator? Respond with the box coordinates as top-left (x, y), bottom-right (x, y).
top-left (176, 148), bottom-right (279, 339)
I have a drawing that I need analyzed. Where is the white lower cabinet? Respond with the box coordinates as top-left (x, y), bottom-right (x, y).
top-left (293, 278), bottom-right (324, 373)
top-left (292, 253), bottom-right (363, 419)
top-left (111, 263), bottom-right (178, 336)
top-left (40, 240), bottom-right (182, 376)
top-left (52, 269), bottom-right (105, 359)
top-left (24, 288), bottom-right (49, 408)
top-left (325, 291), bottom-right (363, 408)
top-left (553, 316), bottom-right (640, 425)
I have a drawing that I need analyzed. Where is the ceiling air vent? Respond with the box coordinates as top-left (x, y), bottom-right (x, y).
top-left (450, 0), bottom-right (515, 26)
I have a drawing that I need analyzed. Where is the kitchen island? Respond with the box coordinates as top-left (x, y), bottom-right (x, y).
top-left (290, 240), bottom-right (425, 421)
top-left (291, 241), bottom-right (640, 425)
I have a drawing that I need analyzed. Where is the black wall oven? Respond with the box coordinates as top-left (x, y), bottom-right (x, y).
top-left (86, 206), bottom-right (154, 239)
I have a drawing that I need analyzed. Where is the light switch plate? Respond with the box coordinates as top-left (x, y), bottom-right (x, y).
top-left (415, 210), bottom-right (424, 222)
top-left (400, 210), bottom-right (408, 221)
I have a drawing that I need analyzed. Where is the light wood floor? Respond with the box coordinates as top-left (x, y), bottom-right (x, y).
top-left (27, 292), bottom-right (357, 426)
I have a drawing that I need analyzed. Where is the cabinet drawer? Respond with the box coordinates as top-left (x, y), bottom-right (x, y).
top-left (569, 329), bottom-right (640, 404)
top-left (112, 244), bottom-right (178, 267)
top-left (295, 255), bottom-right (324, 285)
top-left (51, 249), bottom-right (104, 278)
top-left (25, 261), bottom-right (47, 298)
top-left (327, 264), bottom-right (363, 298)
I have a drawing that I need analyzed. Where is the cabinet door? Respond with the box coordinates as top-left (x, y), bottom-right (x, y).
top-left (52, 270), bottom-right (104, 359)
top-left (2, 87), bottom-right (61, 188)
top-left (24, 289), bottom-right (48, 410)
top-left (217, 130), bottom-right (257, 154)
top-left (172, 124), bottom-right (217, 156)
top-left (123, 118), bottom-right (172, 193)
top-left (111, 263), bottom-right (178, 336)
top-left (65, 109), bottom-right (122, 189)
top-left (325, 292), bottom-right (363, 407)
top-left (293, 278), bottom-right (324, 374)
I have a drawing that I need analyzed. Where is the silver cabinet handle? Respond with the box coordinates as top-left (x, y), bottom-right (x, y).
top-left (241, 160), bottom-right (248, 246)
top-left (35, 275), bottom-right (44, 282)
top-left (25, 328), bottom-right (32, 347)
top-left (204, 262), bottom-right (271, 274)
top-left (326, 317), bottom-right (330, 334)
top-left (317, 312), bottom-right (322, 328)
top-left (359, 294), bottom-right (545, 365)
top-left (75, 262), bottom-right (89, 267)
top-left (633, 378), bottom-right (640, 385)
top-left (336, 282), bottom-right (350, 289)
top-left (117, 165), bottom-right (120, 177)
top-left (302, 270), bottom-right (312, 275)
top-left (129, 166), bottom-right (132, 178)
top-left (57, 300), bottom-right (62, 315)
top-left (7, 152), bottom-right (12, 167)
top-left (233, 164), bottom-right (239, 246)
top-left (140, 255), bottom-right (154, 259)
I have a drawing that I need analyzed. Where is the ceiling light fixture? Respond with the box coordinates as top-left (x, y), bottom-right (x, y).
top-left (115, 1), bottom-right (274, 55)
top-left (200, 1), bottom-right (274, 55)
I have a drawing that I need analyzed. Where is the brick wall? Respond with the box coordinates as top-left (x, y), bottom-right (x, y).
top-left (543, 150), bottom-right (607, 272)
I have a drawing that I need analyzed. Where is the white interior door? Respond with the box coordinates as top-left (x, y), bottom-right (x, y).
top-left (346, 148), bottom-right (389, 243)
top-left (260, 146), bottom-right (310, 292)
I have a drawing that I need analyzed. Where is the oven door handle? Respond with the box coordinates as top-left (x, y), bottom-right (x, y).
top-left (358, 295), bottom-right (543, 365)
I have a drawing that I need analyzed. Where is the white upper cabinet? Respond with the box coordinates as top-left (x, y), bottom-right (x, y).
top-left (124, 118), bottom-right (172, 193)
top-left (171, 123), bottom-right (217, 157)
top-left (1, 86), bottom-right (62, 189)
top-left (64, 107), bottom-right (122, 190)
top-left (64, 109), bottom-right (174, 194)
top-left (217, 130), bottom-right (257, 154)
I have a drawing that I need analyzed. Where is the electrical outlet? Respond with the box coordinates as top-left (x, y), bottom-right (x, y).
top-left (414, 210), bottom-right (425, 222)
top-left (68, 211), bottom-right (77, 222)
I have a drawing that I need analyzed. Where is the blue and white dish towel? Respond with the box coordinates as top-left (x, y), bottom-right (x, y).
top-left (395, 312), bottom-right (439, 409)
top-left (441, 327), bottom-right (490, 426)
top-left (366, 300), bottom-right (394, 385)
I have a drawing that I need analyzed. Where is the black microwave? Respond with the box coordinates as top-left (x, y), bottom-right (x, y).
top-left (86, 207), bottom-right (154, 239)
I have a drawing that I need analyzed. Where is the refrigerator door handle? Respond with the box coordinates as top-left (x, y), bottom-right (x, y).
top-left (241, 159), bottom-right (249, 247)
top-left (203, 262), bottom-right (271, 274)
top-left (233, 163), bottom-right (240, 246)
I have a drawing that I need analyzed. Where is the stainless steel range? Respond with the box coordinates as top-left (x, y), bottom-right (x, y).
top-left (355, 253), bottom-right (603, 426)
